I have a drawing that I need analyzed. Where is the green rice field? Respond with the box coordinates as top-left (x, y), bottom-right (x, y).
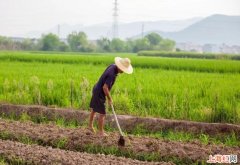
top-left (0, 51), bottom-right (240, 123)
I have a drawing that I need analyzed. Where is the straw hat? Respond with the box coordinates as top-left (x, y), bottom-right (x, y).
top-left (114, 57), bottom-right (133, 74)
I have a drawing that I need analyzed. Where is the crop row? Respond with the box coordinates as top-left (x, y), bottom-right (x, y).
top-left (1, 51), bottom-right (240, 73)
top-left (138, 51), bottom-right (240, 60)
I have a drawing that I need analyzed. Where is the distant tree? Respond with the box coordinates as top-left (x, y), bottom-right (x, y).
top-left (82, 42), bottom-right (96, 52)
top-left (145, 33), bottom-right (162, 46)
top-left (96, 37), bottom-right (111, 52)
top-left (110, 38), bottom-right (126, 52)
top-left (190, 49), bottom-right (198, 52)
top-left (176, 48), bottom-right (181, 52)
top-left (158, 39), bottom-right (175, 51)
top-left (67, 32), bottom-right (88, 52)
top-left (133, 38), bottom-right (150, 52)
top-left (39, 33), bottom-right (60, 51)
top-left (0, 36), bottom-right (9, 44)
top-left (21, 39), bottom-right (36, 50)
top-left (0, 36), bottom-right (13, 50)
top-left (58, 41), bottom-right (70, 52)
top-left (125, 39), bottom-right (135, 52)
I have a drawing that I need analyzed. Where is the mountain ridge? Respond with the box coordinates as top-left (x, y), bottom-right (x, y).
top-left (23, 14), bottom-right (240, 45)
top-left (24, 17), bottom-right (202, 39)
top-left (154, 14), bottom-right (240, 45)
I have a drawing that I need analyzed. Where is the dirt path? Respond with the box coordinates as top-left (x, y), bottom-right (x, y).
top-left (0, 139), bottom-right (170, 165)
top-left (0, 104), bottom-right (239, 136)
top-left (0, 119), bottom-right (239, 164)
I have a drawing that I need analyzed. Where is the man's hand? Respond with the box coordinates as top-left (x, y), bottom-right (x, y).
top-left (108, 98), bottom-right (113, 105)
top-left (103, 83), bottom-right (113, 105)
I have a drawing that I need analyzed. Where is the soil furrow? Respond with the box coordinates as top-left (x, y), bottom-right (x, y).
top-left (0, 119), bottom-right (239, 164)
top-left (0, 139), bottom-right (169, 165)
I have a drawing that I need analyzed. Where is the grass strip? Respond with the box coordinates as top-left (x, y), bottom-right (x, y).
top-left (0, 156), bottom-right (27, 165)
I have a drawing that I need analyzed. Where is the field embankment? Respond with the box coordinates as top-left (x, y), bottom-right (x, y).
top-left (0, 104), bottom-right (239, 137)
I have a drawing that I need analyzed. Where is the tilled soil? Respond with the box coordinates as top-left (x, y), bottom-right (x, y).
top-left (0, 139), bottom-right (170, 165)
top-left (0, 119), bottom-right (239, 163)
top-left (0, 104), bottom-right (239, 137)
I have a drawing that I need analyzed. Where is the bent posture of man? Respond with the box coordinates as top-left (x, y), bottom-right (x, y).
top-left (88, 57), bottom-right (133, 136)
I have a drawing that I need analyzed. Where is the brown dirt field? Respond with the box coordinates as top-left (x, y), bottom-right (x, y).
top-left (0, 119), bottom-right (239, 164)
top-left (0, 104), bottom-right (239, 137)
top-left (0, 139), bottom-right (169, 165)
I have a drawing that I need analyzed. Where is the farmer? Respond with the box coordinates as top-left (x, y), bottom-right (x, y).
top-left (88, 57), bottom-right (133, 136)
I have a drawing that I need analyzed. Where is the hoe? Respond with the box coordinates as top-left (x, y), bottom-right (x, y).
top-left (111, 104), bottom-right (125, 146)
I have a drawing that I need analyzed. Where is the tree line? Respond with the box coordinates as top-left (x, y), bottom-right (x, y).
top-left (0, 32), bottom-right (175, 53)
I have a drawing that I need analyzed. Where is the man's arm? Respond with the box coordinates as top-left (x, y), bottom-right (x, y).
top-left (103, 83), bottom-right (113, 105)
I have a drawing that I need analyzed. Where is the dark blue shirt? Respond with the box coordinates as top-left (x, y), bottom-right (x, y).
top-left (93, 64), bottom-right (118, 99)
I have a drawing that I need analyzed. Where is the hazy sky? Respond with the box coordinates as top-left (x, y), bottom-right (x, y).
top-left (1, 0), bottom-right (240, 36)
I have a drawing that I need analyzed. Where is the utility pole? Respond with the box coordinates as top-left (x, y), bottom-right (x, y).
top-left (57, 24), bottom-right (60, 38)
top-left (141, 23), bottom-right (145, 38)
top-left (112, 0), bottom-right (118, 39)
